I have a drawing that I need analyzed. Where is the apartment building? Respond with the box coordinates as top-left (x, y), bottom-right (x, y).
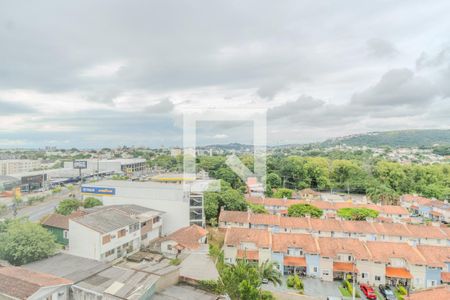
top-left (0, 159), bottom-right (41, 176)
top-left (219, 210), bottom-right (450, 246)
top-left (82, 179), bottom-right (212, 234)
top-left (247, 197), bottom-right (410, 222)
top-left (223, 227), bottom-right (450, 290)
top-left (69, 205), bottom-right (163, 261)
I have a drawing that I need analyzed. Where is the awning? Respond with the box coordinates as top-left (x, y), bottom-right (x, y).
top-left (385, 267), bottom-right (412, 279)
top-left (441, 272), bottom-right (450, 283)
top-left (237, 249), bottom-right (259, 260)
top-left (333, 262), bottom-right (357, 273)
top-left (283, 256), bottom-right (306, 267)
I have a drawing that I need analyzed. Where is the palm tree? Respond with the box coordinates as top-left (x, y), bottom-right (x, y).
top-left (258, 260), bottom-right (282, 286)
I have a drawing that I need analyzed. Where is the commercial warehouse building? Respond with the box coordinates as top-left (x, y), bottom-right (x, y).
top-left (81, 179), bottom-right (212, 234)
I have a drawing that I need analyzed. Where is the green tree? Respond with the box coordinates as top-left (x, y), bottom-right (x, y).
top-left (288, 204), bottom-right (323, 218)
top-left (56, 199), bottom-right (82, 215)
top-left (273, 188), bottom-right (293, 199)
top-left (248, 203), bottom-right (268, 214)
top-left (0, 219), bottom-right (59, 265)
top-left (337, 207), bottom-right (379, 221)
top-left (266, 173), bottom-right (282, 188)
top-left (83, 197), bottom-right (103, 208)
top-left (204, 192), bottom-right (221, 222)
top-left (258, 261), bottom-right (282, 286)
top-left (204, 180), bottom-right (247, 222)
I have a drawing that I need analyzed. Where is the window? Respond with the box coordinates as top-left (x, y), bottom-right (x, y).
top-left (141, 233), bottom-right (148, 240)
top-left (348, 255), bottom-right (352, 261)
top-left (102, 235), bottom-right (111, 244)
top-left (313, 267), bottom-right (318, 273)
top-left (362, 272), bottom-right (368, 279)
top-left (63, 230), bottom-right (68, 239)
top-left (118, 229), bottom-right (127, 238)
top-left (375, 276), bottom-right (381, 281)
top-left (104, 249), bottom-right (115, 257)
top-left (168, 245), bottom-right (173, 250)
top-left (129, 223), bottom-right (139, 233)
top-left (322, 270), bottom-right (330, 276)
top-left (153, 216), bottom-right (160, 224)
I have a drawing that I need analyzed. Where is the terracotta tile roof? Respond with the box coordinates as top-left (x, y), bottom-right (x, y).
top-left (0, 267), bottom-right (72, 299)
top-left (430, 211), bottom-right (443, 216)
top-left (406, 286), bottom-right (450, 300)
top-left (224, 228), bottom-right (271, 248)
top-left (163, 224), bottom-right (208, 250)
top-left (401, 194), bottom-right (433, 206)
top-left (279, 216), bottom-right (310, 229)
top-left (236, 249), bottom-right (259, 260)
top-left (310, 218), bottom-right (343, 233)
top-left (416, 245), bottom-right (450, 268)
top-left (284, 256), bottom-right (306, 267)
top-left (317, 237), bottom-right (371, 260)
top-left (333, 262), bottom-right (357, 273)
top-left (219, 210), bottom-right (249, 224)
top-left (406, 224), bottom-right (447, 239)
top-left (366, 241), bottom-right (426, 265)
top-left (441, 272), bottom-right (450, 283)
top-left (247, 197), bottom-right (303, 207)
top-left (371, 222), bottom-right (413, 237)
top-left (249, 213), bottom-right (279, 226)
top-left (272, 233), bottom-right (319, 254)
top-left (41, 213), bottom-right (69, 230)
top-left (340, 220), bottom-right (376, 234)
top-left (385, 267), bottom-right (412, 279)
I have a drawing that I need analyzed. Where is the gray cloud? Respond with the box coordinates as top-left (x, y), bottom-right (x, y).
top-left (350, 69), bottom-right (436, 107)
top-left (0, 100), bottom-right (35, 115)
top-left (367, 38), bottom-right (399, 58)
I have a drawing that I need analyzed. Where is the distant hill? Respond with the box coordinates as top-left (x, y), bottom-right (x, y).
top-left (320, 129), bottom-right (450, 148)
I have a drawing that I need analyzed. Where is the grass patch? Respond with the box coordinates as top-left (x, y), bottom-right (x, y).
top-left (339, 286), bottom-right (352, 297)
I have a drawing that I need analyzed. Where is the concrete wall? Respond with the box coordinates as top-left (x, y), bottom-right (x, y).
top-left (306, 254), bottom-right (320, 277)
top-left (224, 245), bottom-right (237, 264)
top-left (410, 264), bottom-right (426, 289)
top-left (69, 220), bottom-right (100, 260)
top-left (425, 267), bottom-right (441, 288)
top-left (356, 260), bottom-right (386, 285)
top-left (319, 257), bottom-right (333, 281)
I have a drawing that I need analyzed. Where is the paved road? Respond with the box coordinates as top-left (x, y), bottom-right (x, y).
top-left (4, 188), bottom-right (81, 222)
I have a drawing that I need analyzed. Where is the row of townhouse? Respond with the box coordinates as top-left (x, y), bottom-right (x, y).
top-left (69, 204), bottom-right (164, 261)
top-left (223, 227), bottom-right (450, 290)
top-left (401, 194), bottom-right (450, 223)
top-left (247, 196), bottom-right (410, 222)
top-left (219, 210), bottom-right (450, 246)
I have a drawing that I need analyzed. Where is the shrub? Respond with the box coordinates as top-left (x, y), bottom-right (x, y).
top-left (198, 279), bottom-right (224, 294)
top-left (398, 285), bottom-right (407, 295)
top-left (83, 197), bottom-right (102, 208)
top-left (260, 290), bottom-right (276, 300)
top-left (287, 274), bottom-right (303, 291)
top-left (343, 280), bottom-right (360, 298)
top-left (170, 258), bottom-right (181, 265)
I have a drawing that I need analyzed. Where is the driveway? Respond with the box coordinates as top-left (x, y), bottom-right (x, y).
top-left (262, 276), bottom-right (342, 300)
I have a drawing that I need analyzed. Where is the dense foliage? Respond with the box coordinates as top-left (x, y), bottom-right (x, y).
top-left (204, 180), bottom-right (247, 223)
top-left (56, 199), bottom-right (82, 215)
top-left (0, 219), bottom-right (59, 265)
top-left (337, 208), bottom-right (379, 221)
top-left (83, 197), bottom-right (103, 208)
top-left (288, 204), bottom-right (323, 218)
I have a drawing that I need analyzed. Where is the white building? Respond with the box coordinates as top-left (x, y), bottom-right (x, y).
top-left (81, 179), bottom-right (212, 234)
top-left (69, 205), bottom-right (163, 261)
top-left (63, 158), bottom-right (147, 176)
top-left (0, 159), bottom-right (41, 176)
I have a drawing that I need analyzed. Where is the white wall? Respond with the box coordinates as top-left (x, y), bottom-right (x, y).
top-left (69, 220), bottom-right (100, 260)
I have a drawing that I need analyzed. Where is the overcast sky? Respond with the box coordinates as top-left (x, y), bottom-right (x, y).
top-left (1, 0), bottom-right (449, 148)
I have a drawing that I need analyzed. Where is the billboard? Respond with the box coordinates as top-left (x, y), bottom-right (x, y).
top-left (73, 160), bottom-right (88, 169)
top-left (81, 186), bottom-right (116, 196)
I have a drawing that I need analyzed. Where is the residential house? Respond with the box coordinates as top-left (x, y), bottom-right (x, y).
top-left (223, 228), bottom-right (271, 264)
top-left (417, 245), bottom-right (450, 287)
top-left (160, 224), bottom-right (208, 257)
top-left (0, 266), bottom-right (72, 300)
top-left (69, 205), bottom-right (164, 261)
top-left (366, 241), bottom-right (427, 289)
top-left (41, 213), bottom-right (70, 246)
top-left (406, 285), bottom-right (450, 300)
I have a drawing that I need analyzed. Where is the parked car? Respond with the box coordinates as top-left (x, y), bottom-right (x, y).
top-left (360, 284), bottom-right (377, 299)
top-left (379, 285), bottom-right (396, 300)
